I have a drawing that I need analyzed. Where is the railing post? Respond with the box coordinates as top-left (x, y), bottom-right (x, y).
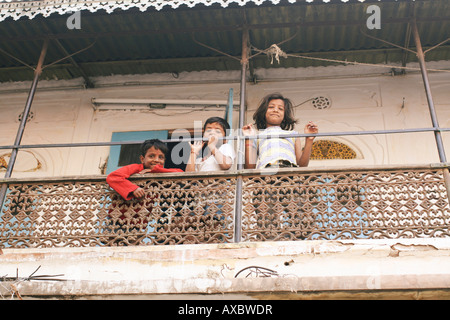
top-left (225, 88), bottom-right (234, 128)
top-left (411, 18), bottom-right (450, 203)
top-left (411, 19), bottom-right (447, 163)
top-left (0, 39), bottom-right (48, 213)
top-left (234, 27), bottom-right (249, 243)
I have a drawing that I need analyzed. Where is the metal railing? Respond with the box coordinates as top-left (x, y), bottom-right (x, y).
top-left (1, 164), bottom-right (450, 248)
top-left (1, 17), bottom-right (449, 248)
top-left (1, 126), bottom-right (449, 246)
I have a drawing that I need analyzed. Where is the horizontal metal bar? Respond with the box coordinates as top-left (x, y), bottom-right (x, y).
top-left (242, 127), bottom-right (450, 140)
top-left (0, 140), bottom-right (147, 150)
top-left (0, 127), bottom-right (449, 150)
top-left (1, 163), bottom-right (449, 184)
top-left (92, 98), bottom-right (240, 106)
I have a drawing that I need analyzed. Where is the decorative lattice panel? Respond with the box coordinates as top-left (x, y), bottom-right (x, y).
top-left (1, 168), bottom-right (450, 248)
top-left (241, 169), bottom-right (450, 241)
top-left (0, 177), bottom-right (235, 247)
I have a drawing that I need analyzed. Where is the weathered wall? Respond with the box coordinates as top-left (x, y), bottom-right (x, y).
top-left (0, 64), bottom-right (449, 178)
top-left (2, 238), bottom-right (450, 299)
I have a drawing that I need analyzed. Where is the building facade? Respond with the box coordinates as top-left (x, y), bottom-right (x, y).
top-left (0, 0), bottom-right (450, 299)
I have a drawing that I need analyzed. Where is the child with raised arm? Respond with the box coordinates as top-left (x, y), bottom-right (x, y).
top-left (185, 116), bottom-right (235, 172)
top-left (184, 117), bottom-right (235, 241)
top-left (242, 93), bottom-right (318, 169)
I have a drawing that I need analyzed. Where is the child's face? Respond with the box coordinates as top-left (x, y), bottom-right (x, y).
top-left (140, 146), bottom-right (165, 170)
top-left (204, 122), bottom-right (226, 140)
top-left (265, 99), bottom-right (285, 127)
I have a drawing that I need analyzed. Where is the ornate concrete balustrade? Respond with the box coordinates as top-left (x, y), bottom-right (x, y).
top-left (1, 164), bottom-right (450, 248)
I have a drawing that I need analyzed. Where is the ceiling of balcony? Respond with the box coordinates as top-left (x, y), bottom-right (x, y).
top-left (0, 0), bottom-right (448, 87)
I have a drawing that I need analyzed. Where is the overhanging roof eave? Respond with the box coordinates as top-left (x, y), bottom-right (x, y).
top-left (0, 0), bottom-right (417, 22)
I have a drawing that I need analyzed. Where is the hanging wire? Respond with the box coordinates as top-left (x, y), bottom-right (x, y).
top-left (1, 265), bottom-right (66, 300)
top-left (0, 39), bottom-right (97, 72)
top-left (248, 29), bottom-right (298, 60)
top-left (424, 38), bottom-right (450, 54)
top-left (254, 43), bottom-right (450, 73)
top-left (360, 28), bottom-right (417, 55)
top-left (42, 39), bottom-right (97, 70)
top-left (0, 47), bottom-right (35, 71)
top-left (191, 33), bottom-right (241, 62)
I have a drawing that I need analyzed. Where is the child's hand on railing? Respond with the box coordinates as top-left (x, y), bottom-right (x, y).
top-left (131, 187), bottom-right (145, 199)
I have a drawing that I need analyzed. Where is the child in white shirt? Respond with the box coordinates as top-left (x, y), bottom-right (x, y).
top-left (186, 117), bottom-right (235, 172)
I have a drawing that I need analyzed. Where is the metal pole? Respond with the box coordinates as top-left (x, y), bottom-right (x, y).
top-left (0, 39), bottom-right (48, 211)
top-left (234, 28), bottom-right (249, 243)
top-left (225, 88), bottom-right (234, 128)
top-left (411, 19), bottom-right (450, 206)
top-left (411, 19), bottom-right (447, 163)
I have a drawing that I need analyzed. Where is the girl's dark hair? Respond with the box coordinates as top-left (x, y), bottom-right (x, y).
top-left (253, 93), bottom-right (297, 130)
top-left (203, 116), bottom-right (230, 134)
top-left (140, 139), bottom-right (168, 157)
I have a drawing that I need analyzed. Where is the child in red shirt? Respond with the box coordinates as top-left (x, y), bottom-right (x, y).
top-left (105, 139), bottom-right (182, 245)
top-left (107, 139), bottom-right (183, 200)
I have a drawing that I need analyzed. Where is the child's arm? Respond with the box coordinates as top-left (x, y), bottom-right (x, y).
top-left (106, 164), bottom-right (143, 200)
top-left (244, 142), bottom-right (257, 169)
top-left (296, 121), bottom-right (318, 167)
top-left (296, 137), bottom-right (314, 167)
top-left (243, 124), bottom-right (257, 169)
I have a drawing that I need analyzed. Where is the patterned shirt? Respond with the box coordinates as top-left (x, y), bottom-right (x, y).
top-left (254, 126), bottom-right (298, 169)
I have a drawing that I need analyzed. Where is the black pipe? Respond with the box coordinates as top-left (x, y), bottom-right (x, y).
top-left (0, 40), bottom-right (49, 212)
top-left (411, 19), bottom-right (447, 163)
top-left (234, 28), bottom-right (249, 243)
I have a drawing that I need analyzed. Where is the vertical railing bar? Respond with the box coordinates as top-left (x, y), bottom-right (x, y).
top-left (411, 18), bottom-right (447, 163)
top-left (226, 88), bottom-right (234, 129)
top-left (411, 18), bottom-right (450, 205)
top-left (442, 169), bottom-right (450, 205)
top-left (233, 27), bottom-right (249, 243)
top-left (0, 39), bottom-right (49, 214)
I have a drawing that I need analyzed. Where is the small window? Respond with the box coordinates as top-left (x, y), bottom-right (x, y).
top-left (118, 144), bottom-right (141, 167)
top-left (106, 130), bottom-right (168, 174)
top-left (106, 129), bottom-right (193, 174)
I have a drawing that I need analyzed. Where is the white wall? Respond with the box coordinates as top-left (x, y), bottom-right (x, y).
top-left (3, 238), bottom-right (450, 298)
top-left (0, 64), bottom-right (449, 178)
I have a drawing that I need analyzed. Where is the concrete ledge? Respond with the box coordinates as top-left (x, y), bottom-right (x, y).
top-left (2, 238), bottom-right (450, 298)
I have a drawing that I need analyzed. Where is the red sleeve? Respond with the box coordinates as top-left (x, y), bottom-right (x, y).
top-left (106, 164), bottom-right (144, 200)
top-left (150, 164), bottom-right (184, 173)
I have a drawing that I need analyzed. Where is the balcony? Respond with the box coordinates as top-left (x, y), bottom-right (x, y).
top-left (1, 164), bottom-right (450, 248)
top-left (1, 164), bottom-right (450, 299)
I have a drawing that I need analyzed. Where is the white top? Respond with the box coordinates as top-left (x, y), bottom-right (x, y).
top-left (195, 143), bottom-right (235, 172)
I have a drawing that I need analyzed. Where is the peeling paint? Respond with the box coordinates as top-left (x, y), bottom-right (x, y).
top-left (391, 243), bottom-right (439, 252)
top-left (388, 248), bottom-right (400, 257)
top-left (388, 243), bottom-right (440, 258)
top-left (2, 239), bottom-right (450, 298)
